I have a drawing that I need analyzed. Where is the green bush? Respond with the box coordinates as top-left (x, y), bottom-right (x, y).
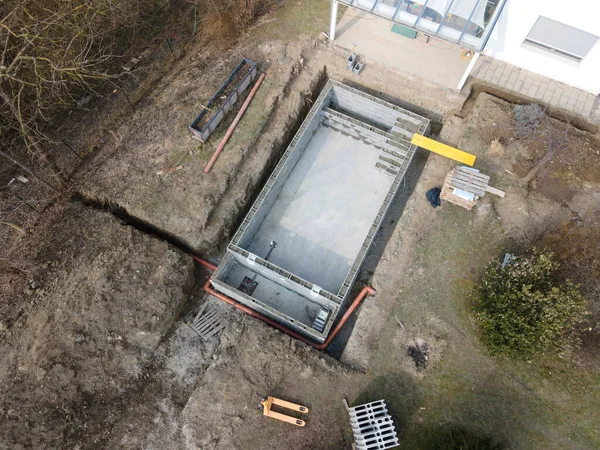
top-left (473, 251), bottom-right (587, 357)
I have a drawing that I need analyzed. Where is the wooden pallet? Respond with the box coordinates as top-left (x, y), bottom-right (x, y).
top-left (440, 169), bottom-right (478, 210)
top-left (450, 167), bottom-right (489, 197)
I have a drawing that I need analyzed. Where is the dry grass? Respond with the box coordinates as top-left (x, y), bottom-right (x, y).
top-left (541, 223), bottom-right (600, 313)
top-left (200, 0), bottom-right (278, 43)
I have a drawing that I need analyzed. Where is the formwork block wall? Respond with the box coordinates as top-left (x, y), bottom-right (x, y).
top-left (211, 80), bottom-right (429, 343)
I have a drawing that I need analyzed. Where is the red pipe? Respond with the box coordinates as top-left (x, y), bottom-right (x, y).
top-left (191, 255), bottom-right (218, 271)
top-left (203, 277), bottom-right (375, 351)
top-left (204, 72), bottom-right (266, 173)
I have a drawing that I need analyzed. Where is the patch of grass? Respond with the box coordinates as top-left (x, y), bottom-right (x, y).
top-left (364, 198), bottom-right (600, 448)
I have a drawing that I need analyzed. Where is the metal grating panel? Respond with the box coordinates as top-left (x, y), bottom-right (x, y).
top-left (347, 400), bottom-right (399, 450)
top-left (191, 302), bottom-right (226, 339)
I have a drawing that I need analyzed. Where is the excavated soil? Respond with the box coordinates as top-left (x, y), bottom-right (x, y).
top-left (4, 1), bottom-right (600, 448)
top-left (0, 202), bottom-right (194, 448)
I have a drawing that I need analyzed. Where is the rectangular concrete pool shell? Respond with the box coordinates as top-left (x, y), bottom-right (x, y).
top-left (211, 80), bottom-right (429, 343)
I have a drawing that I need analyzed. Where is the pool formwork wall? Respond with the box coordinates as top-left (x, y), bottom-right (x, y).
top-left (211, 80), bottom-right (429, 343)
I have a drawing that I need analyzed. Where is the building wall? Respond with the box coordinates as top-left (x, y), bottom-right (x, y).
top-left (485, 0), bottom-right (600, 95)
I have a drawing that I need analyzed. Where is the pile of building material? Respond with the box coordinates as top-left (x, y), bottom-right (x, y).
top-left (440, 166), bottom-right (505, 210)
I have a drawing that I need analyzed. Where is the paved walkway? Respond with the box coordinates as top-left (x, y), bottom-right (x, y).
top-left (470, 55), bottom-right (600, 125)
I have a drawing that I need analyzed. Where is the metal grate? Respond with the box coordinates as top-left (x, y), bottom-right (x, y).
top-left (191, 302), bottom-right (226, 339)
top-left (347, 400), bottom-right (399, 450)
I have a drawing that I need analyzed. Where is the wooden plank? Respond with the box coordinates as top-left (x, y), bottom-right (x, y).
top-left (485, 185), bottom-right (505, 198)
top-left (456, 171), bottom-right (489, 183)
top-left (450, 180), bottom-right (487, 196)
top-left (451, 173), bottom-right (488, 190)
top-left (411, 134), bottom-right (476, 166)
top-left (450, 179), bottom-right (486, 196)
top-left (453, 170), bottom-right (489, 184)
top-left (453, 168), bottom-right (489, 182)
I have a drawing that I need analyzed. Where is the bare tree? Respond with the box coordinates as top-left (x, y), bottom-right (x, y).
top-left (0, 0), bottom-right (121, 190)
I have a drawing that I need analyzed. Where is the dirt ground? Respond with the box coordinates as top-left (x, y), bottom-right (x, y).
top-left (1, 0), bottom-right (600, 449)
top-left (0, 203), bottom-right (194, 448)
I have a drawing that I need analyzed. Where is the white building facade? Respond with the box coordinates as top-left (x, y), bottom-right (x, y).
top-left (331, 0), bottom-right (600, 95)
top-left (485, 0), bottom-right (600, 95)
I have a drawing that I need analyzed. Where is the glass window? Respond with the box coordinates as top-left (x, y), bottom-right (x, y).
top-left (338, 0), bottom-right (507, 51)
top-left (524, 16), bottom-right (599, 62)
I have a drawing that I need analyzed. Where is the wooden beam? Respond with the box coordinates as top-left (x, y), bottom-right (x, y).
top-left (411, 134), bottom-right (477, 166)
top-left (485, 185), bottom-right (505, 198)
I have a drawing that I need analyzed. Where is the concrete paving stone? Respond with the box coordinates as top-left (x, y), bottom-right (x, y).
top-left (514, 78), bottom-right (525, 93)
top-left (546, 79), bottom-right (558, 93)
top-left (582, 95), bottom-right (596, 116)
top-left (551, 87), bottom-right (564, 103)
top-left (485, 58), bottom-right (499, 73)
top-left (475, 61), bottom-right (490, 78)
top-left (490, 64), bottom-right (505, 83)
top-left (556, 97), bottom-right (567, 108)
top-left (507, 70), bottom-right (519, 89)
top-left (574, 93), bottom-right (588, 114)
top-left (582, 102), bottom-right (593, 117)
top-left (592, 103), bottom-right (600, 124)
top-left (559, 87), bottom-right (573, 108)
top-left (535, 82), bottom-right (549, 99)
top-left (568, 89), bottom-right (581, 104)
top-left (527, 84), bottom-right (539, 98)
top-left (499, 64), bottom-right (513, 84)
top-left (543, 89), bottom-right (554, 103)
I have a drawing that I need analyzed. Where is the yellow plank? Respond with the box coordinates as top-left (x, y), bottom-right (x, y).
top-left (411, 134), bottom-right (476, 166)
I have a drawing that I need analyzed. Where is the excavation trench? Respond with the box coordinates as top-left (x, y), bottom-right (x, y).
top-left (70, 67), bottom-right (442, 358)
top-left (464, 83), bottom-right (599, 134)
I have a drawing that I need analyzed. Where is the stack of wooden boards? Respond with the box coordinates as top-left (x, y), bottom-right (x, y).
top-left (441, 166), bottom-right (505, 210)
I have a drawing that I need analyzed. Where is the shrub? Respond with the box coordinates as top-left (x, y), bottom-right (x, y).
top-left (473, 251), bottom-right (587, 357)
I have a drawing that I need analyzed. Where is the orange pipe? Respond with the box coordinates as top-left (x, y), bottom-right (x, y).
top-left (204, 72), bottom-right (266, 173)
top-left (191, 255), bottom-right (218, 271)
top-left (203, 277), bottom-right (375, 351)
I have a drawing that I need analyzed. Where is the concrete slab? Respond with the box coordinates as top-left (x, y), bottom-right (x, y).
top-left (223, 262), bottom-right (323, 327)
top-left (212, 80), bottom-right (429, 342)
top-left (334, 8), bottom-right (470, 90)
top-left (246, 125), bottom-right (393, 294)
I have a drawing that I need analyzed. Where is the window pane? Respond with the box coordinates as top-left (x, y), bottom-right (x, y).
top-left (526, 16), bottom-right (599, 59)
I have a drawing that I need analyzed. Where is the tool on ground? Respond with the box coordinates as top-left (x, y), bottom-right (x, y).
top-left (258, 394), bottom-right (309, 427)
top-left (344, 399), bottom-right (399, 450)
top-left (440, 166), bottom-right (505, 210)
